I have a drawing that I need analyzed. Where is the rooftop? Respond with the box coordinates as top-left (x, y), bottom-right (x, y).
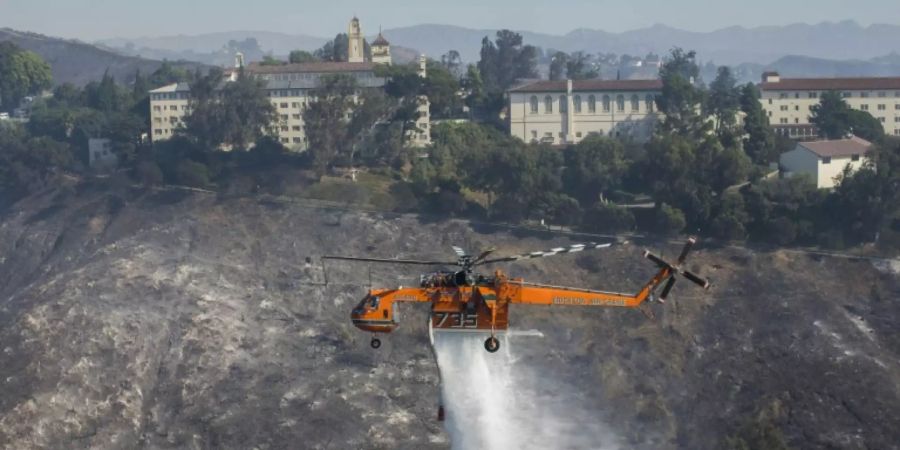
top-left (760, 76), bottom-right (900, 91)
top-left (371, 32), bottom-right (390, 46)
top-left (235, 61), bottom-right (378, 75)
top-left (798, 136), bottom-right (872, 158)
top-left (149, 83), bottom-right (191, 93)
top-left (509, 79), bottom-right (663, 93)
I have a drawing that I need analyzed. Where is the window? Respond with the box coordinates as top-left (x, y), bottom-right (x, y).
top-left (616, 95), bottom-right (625, 112)
top-left (794, 118), bottom-right (799, 124)
top-left (602, 95), bottom-right (611, 112)
top-left (559, 95), bottom-right (567, 113)
top-left (896, 104), bottom-right (900, 110)
top-left (861, 104), bottom-right (869, 111)
top-left (895, 117), bottom-right (900, 122)
top-left (576, 132), bottom-right (582, 138)
top-left (281, 138), bottom-right (289, 143)
top-left (794, 105), bottom-right (799, 111)
top-left (630, 95), bottom-right (639, 112)
top-left (281, 126), bottom-right (288, 132)
top-left (292, 126), bottom-right (301, 131)
top-left (895, 129), bottom-right (900, 136)
top-left (860, 92), bottom-right (869, 98)
top-left (530, 96), bottom-right (539, 113)
top-left (794, 93), bottom-right (800, 99)
top-left (169, 105), bottom-right (178, 111)
top-left (292, 102), bottom-right (300, 108)
top-left (879, 117), bottom-right (886, 123)
top-left (293, 137), bottom-right (302, 143)
top-left (544, 95), bottom-right (553, 113)
top-left (822, 157), bottom-right (831, 164)
top-left (588, 95), bottom-right (596, 113)
top-left (878, 104), bottom-right (886, 110)
top-left (780, 105), bottom-right (789, 111)
top-left (852, 154), bottom-right (860, 161)
top-left (280, 103), bottom-right (288, 108)
top-left (843, 92), bottom-right (852, 98)
top-left (779, 93), bottom-right (788, 99)
top-left (292, 114), bottom-right (301, 120)
top-left (154, 129), bottom-right (162, 135)
top-left (808, 92), bottom-right (818, 99)
top-left (280, 114), bottom-right (288, 121)
top-left (768, 98), bottom-right (772, 104)
top-left (573, 95), bottom-right (581, 113)
top-left (645, 95), bottom-right (655, 112)
top-left (779, 118), bottom-right (788, 124)
top-left (878, 92), bottom-right (887, 98)
top-left (531, 130), bottom-right (537, 139)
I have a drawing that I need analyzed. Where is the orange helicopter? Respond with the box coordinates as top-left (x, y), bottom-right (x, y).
top-left (323, 237), bottom-right (711, 353)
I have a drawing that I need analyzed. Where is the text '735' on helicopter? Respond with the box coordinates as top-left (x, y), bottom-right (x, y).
top-left (323, 238), bottom-right (710, 353)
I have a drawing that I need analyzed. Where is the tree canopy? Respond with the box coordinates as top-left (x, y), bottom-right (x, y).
top-left (0, 42), bottom-right (52, 111)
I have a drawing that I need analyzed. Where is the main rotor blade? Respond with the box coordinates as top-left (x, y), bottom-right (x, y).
top-left (659, 276), bottom-right (677, 299)
top-left (677, 237), bottom-right (696, 265)
top-left (473, 247), bottom-right (497, 264)
top-left (680, 269), bottom-right (710, 289)
top-left (322, 255), bottom-right (456, 266)
top-left (480, 242), bottom-right (612, 265)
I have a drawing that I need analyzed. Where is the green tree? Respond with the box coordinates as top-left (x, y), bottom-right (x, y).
top-left (656, 48), bottom-right (707, 136)
top-left (0, 42), bottom-right (52, 111)
top-left (289, 50), bottom-right (318, 64)
top-left (476, 30), bottom-right (538, 93)
top-left (810, 91), bottom-right (853, 139)
top-left (811, 91), bottom-right (885, 142)
top-left (562, 135), bottom-right (628, 206)
top-left (182, 68), bottom-right (276, 150)
top-left (708, 66), bottom-right (740, 135)
top-left (566, 52), bottom-right (598, 80)
top-left (549, 52), bottom-right (568, 81)
top-left (739, 83), bottom-right (779, 165)
top-left (315, 34), bottom-right (350, 62)
top-left (259, 55), bottom-right (284, 66)
top-left (303, 74), bottom-right (358, 174)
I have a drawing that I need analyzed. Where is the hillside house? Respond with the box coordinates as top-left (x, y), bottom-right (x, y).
top-left (779, 136), bottom-right (872, 188)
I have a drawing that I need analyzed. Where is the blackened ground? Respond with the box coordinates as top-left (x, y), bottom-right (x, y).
top-left (0, 186), bottom-right (897, 449)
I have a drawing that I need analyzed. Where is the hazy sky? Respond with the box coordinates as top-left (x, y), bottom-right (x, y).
top-left (2, 0), bottom-right (899, 40)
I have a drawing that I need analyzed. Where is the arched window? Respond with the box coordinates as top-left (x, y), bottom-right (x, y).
top-left (530, 96), bottom-right (539, 113)
top-left (559, 95), bottom-right (567, 113)
top-left (602, 95), bottom-right (611, 112)
top-left (544, 95), bottom-right (553, 113)
top-left (588, 95), bottom-right (596, 113)
top-left (616, 95), bottom-right (625, 112)
top-left (645, 94), bottom-right (655, 112)
top-left (573, 95), bottom-right (582, 113)
top-left (631, 95), bottom-right (640, 112)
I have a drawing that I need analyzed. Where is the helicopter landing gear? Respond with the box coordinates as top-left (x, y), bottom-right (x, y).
top-left (370, 337), bottom-right (382, 349)
top-left (484, 336), bottom-right (500, 353)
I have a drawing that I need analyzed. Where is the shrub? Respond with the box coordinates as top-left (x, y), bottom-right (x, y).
top-left (175, 160), bottom-right (210, 188)
top-left (654, 203), bottom-right (686, 235)
top-left (583, 202), bottom-right (635, 233)
top-left (134, 161), bottom-right (164, 186)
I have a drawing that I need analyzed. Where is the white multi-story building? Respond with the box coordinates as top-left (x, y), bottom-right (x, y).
top-left (779, 136), bottom-right (872, 188)
top-left (759, 72), bottom-right (900, 139)
top-left (149, 17), bottom-right (430, 150)
top-left (508, 79), bottom-right (663, 145)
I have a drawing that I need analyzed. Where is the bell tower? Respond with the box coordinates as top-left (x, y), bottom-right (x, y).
top-left (348, 16), bottom-right (364, 63)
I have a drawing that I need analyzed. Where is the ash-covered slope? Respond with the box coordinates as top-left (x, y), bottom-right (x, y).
top-left (0, 188), bottom-right (898, 449)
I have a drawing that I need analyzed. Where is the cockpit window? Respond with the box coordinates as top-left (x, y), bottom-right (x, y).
top-left (368, 296), bottom-right (380, 309)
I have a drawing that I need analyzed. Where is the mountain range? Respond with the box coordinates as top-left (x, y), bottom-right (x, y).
top-left (98, 20), bottom-right (900, 67)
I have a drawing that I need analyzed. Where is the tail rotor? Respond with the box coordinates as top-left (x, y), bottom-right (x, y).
top-left (643, 237), bottom-right (710, 302)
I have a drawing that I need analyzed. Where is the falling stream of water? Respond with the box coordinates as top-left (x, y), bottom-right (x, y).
top-left (432, 331), bottom-right (621, 450)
